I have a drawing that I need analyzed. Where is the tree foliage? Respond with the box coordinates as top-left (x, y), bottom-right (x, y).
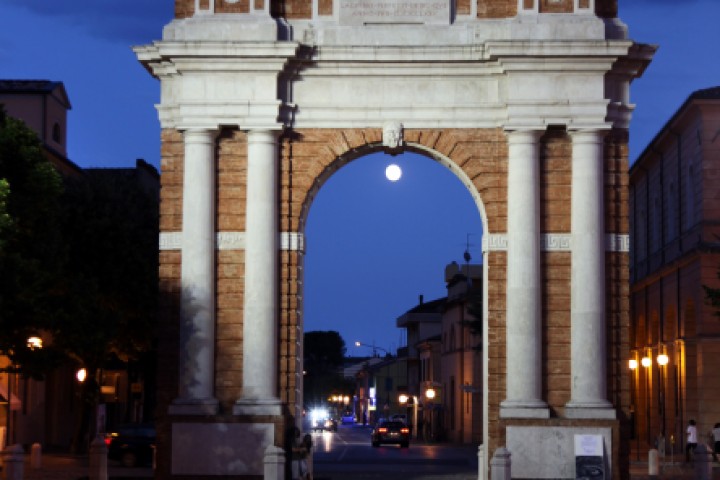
top-left (0, 107), bottom-right (159, 381)
top-left (0, 108), bottom-right (65, 376)
top-left (303, 330), bottom-right (353, 406)
top-left (55, 171), bottom-right (159, 372)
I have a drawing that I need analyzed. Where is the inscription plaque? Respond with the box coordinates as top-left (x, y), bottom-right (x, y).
top-left (339, 0), bottom-right (450, 25)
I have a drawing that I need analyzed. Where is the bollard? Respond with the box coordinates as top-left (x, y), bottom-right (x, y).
top-left (30, 442), bottom-right (42, 469)
top-left (89, 435), bottom-right (108, 480)
top-left (263, 445), bottom-right (285, 480)
top-left (2, 444), bottom-right (25, 480)
top-left (648, 449), bottom-right (659, 476)
top-left (693, 444), bottom-right (712, 480)
top-left (477, 444), bottom-right (485, 480)
top-left (490, 447), bottom-right (511, 480)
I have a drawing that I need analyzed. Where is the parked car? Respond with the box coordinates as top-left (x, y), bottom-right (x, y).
top-left (371, 420), bottom-right (410, 448)
top-left (106, 424), bottom-right (156, 467)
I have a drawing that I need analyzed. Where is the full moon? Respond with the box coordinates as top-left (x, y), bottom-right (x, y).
top-left (385, 164), bottom-right (402, 182)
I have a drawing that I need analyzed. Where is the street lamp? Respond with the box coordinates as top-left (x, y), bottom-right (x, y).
top-left (641, 354), bottom-right (651, 452)
top-left (629, 355), bottom-right (639, 460)
top-left (657, 353), bottom-right (668, 443)
top-left (355, 341), bottom-right (391, 358)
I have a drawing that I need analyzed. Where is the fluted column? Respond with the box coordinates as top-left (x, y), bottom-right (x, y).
top-left (170, 128), bottom-right (219, 415)
top-left (565, 129), bottom-right (615, 418)
top-left (500, 130), bottom-right (549, 418)
top-left (234, 129), bottom-right (282, 416)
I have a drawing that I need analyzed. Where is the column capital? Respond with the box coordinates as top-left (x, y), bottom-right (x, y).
top-left (247, 129), bottom-right (281, 144)
top-left (568, 129), bottom-right (608, 143)
top-left (182, 128), bottom-right (219, 144)
top-left (504, 129), bottom-right (544, 144)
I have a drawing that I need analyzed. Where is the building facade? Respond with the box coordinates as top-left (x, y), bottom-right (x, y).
top-left (135, 0), bottom-right (653, 477)
top-left (629, 86), bottom-right (720, 458)
top-left (440, 262), bottom-right (483, 444)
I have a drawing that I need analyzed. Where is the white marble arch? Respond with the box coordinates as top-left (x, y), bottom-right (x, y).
top-left (135, 2), bottom-right (654, 478)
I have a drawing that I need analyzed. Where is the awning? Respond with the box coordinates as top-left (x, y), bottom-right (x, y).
top-left (0, 383), bottom-right (22, 411)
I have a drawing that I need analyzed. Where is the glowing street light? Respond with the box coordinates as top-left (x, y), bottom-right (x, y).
top-left (657, 354), bottom-right (669, 366)
top-left (641, 357), bottom-right (651, 368)
top-left (354, 341), bottom-right (390, 357)
top-left (629, 359), bottom-right (638, 370)
top-left (76, 368), bottom-right (87, 383)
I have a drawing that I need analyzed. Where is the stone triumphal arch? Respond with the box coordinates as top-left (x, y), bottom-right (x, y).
top-left (136, 0), bottom-right (653, 478)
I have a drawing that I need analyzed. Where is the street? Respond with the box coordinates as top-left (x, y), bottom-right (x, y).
top-left (309, 424), bottom-right (479, 480)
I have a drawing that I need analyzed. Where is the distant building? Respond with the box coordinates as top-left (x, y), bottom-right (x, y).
top-left (629, 86), bottom-right (720, 456)
top-left (0, 79), bottom-right (81, 176)
top-left (394, 260), bottom-right (483, 444)
top-left (440, 261), bottom-right (483, 444)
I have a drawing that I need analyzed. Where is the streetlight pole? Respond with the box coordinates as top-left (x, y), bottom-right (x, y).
top-left (355, 341), bottom-right (391, 358)
top-left (641, 354), bottom-right (652, 454)
top-left (629, 357), bottom-right (639, 461)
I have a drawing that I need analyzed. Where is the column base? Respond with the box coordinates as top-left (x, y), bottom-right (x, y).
top-left (564, 400), bottom-right (616, 419)
top-left (233, 397), bottom-right (282, 416)
top-left (168, 397), bottom-right (219, 416)
top-left (500, 399), bottom-right (550, 419)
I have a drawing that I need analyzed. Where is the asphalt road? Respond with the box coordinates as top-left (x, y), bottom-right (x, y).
top-left (309, 424), bottom-right (479, 480)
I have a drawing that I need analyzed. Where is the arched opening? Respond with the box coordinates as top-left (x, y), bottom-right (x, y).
top-left (300, 147), bottom-right (486, 443)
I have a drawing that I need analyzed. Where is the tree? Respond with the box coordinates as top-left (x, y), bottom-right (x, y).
top-left (0, 107), bottom-right (65, 376)
top-left (57, 170), bottom-right (159, 451)
top-left (303, 331), bottom-right (353, 406)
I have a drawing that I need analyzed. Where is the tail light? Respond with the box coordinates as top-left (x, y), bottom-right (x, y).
top-left (378, 427), bottom-right (388, 433)
top-left (401, 428), bottom-right (409, 434)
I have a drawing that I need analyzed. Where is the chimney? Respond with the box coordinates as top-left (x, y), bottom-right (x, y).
top-left (418, 294), bottom-right (424, 305)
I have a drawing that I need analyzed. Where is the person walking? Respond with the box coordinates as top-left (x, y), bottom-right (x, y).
top-left (686, 419), bottom-right (698, 463)
top-left (712, 422), bottom-right (720, 463)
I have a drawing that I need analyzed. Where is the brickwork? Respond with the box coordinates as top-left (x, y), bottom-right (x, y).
top-left (539, 0), bottom-right (573, 13)
top-left (159, 129), bottom-right (184, 232)
top-left (216, 0), bottom-right (250, 13)
top-left (173, 0), bottom-right (617, 20)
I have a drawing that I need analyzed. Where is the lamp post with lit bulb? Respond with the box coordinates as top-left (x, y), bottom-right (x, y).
top-left (354, 341), bottom-right (390, 358)
top-left (629, 357), bottom-right (639, 460)
top-left (657, 353), bottom-right (669, 448)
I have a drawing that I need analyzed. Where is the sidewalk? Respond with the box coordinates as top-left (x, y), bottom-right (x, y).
top-left (5, 452), bottom-right (154, 480)
top-left (630, 460), bottom-right (720, 479)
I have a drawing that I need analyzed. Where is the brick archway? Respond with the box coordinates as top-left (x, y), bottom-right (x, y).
top-left (137, 0), bottom-right (653, 478)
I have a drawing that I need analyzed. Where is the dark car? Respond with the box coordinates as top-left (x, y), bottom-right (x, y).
top-left (106, 424), bottom-right (156, 467)
top-left (371, 420), bottom-right (410, 448)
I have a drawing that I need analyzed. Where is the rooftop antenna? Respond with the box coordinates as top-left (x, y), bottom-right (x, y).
top-left (463, 234), bottom-right (474, 282)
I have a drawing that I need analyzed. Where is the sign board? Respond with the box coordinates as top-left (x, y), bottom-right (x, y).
top-left (339, 0), bottom-right (450, 26)
top-left (574, 434), bottom-right (605, 480)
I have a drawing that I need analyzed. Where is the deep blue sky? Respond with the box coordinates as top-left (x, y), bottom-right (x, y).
top-left (1, 0), bottom-right (718, 354)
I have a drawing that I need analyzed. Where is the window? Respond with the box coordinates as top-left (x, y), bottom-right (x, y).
top-left (52, 122), bottom-right (62, 143)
